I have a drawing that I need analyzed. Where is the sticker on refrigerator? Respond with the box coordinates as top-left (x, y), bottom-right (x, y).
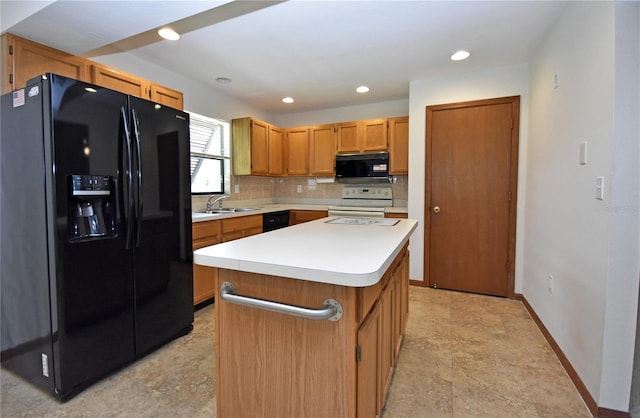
top-left (28, 86), bottom-right (40, 98)
top-left (12, 89), bottom-right (25, 108)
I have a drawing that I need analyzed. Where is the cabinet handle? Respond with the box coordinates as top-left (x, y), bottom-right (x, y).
top-left (220, 281), bottom-right (343, 321)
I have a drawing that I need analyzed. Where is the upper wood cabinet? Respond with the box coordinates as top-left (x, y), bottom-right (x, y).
top-left (309, 124), bottom-right (337, 175)
top-left (150, 83), bottom-right (184, 111)
top-left (268, 125), bottom-right (284, 175)
top-left (233, 115), bottom-right (407, 177)
top-left (1, 34), bottom-right (183, 110)
top-left (388, 116), bottom-right (409, 174)
top-left (337, 118), bottom-right (388, 153)
top-left (232, 117), bottom-right (284, 176)
top-left (92, 64), bottom-right (149, 98)
top-left (285, 127), bottom-right (310, 176)
top-left (2, 34), bottom-right (89, 94)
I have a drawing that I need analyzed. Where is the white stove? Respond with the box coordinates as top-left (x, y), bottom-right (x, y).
top-left (328, 186), bottom-right (392, 218)
top-left (326, 217), bottom-right (399, 226)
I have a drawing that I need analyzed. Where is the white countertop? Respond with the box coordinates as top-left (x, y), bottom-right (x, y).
top-left (191, 204), bottom-right (408, 223)
top-left (193, 217), bottom-right (417, 287)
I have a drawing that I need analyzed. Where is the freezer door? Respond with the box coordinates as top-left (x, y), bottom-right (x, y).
top-left (128, 96), bottom-right (193, 355)
top-left (49, 75), bottom-right (135, 398)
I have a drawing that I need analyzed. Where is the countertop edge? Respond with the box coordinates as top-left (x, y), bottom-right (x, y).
top-left (193, 218), bottom-right (417, 287)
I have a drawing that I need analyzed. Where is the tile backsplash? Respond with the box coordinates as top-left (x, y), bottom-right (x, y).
top-left (192, 175), bottom-right (408, 209)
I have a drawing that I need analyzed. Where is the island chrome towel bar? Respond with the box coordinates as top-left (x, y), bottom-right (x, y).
top-left (219, 281), bottom-right (343, 321)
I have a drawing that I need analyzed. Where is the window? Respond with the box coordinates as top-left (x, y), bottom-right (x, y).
top-left (188, 112), bottom-right (230, 195)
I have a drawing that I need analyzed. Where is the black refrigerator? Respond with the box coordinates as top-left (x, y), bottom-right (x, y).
top-left (0, 74), bottom-right (194, 401)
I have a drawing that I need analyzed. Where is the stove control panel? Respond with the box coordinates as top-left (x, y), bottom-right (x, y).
top-left (341, 186), bottom-right (392, 200)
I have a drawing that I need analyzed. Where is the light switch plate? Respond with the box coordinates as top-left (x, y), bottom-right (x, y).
top-left (580, 142), bottom-right (588, 165)
top-left (596, 176), bottom-right (605, 200)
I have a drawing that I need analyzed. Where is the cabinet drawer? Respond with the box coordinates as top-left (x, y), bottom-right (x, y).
top-left (221, 215), bottom-right (262, 234)
top-left (192, 220), bottom-right (221, 241)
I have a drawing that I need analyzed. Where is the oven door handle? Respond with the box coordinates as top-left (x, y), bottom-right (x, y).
top-left (328, 210), bottom-right (386, 218)
top-left (220, 282), bottom-right (343, 321)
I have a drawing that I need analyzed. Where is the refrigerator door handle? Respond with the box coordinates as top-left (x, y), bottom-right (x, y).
top-left (121, 107), bottom-right (135, 249)
top-left (131, 108), bottom-right (143, 248)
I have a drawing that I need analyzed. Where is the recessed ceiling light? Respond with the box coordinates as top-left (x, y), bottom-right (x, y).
top-left (282, 97), bottom-right (294, 104)
top-left (158, 28), bottom-right (180, 41)
top-left (356, 86), bottom-right (370, 93)
top-left (215, 77), bottom-right (232, 84)
top-left (450, 50), bottom-right (470, 61)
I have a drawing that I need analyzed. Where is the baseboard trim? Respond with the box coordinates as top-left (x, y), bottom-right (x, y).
top-left (596, 408), bottom-right (631, 418)
top-left (519, 295), bottom-right (632, 417)
top-left (519, 294), bottom-right (599, 416)
top-left (409, 279), bottom-right (429, 287)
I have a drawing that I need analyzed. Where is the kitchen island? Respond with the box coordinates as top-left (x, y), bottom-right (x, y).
top-left (194, 217), bottom-right (417, 418)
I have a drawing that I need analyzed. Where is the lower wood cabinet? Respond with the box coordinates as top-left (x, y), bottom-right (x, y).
top-left (213, 244), bottom-right (409, 417)
top-left (385, 212), bottom-right (408, 219)
top-left (221, 214), bottom-right (263, 242)
top-left (357, 248), bottom-right (409, 417)
top-left (289, 210), bottom-right (328, 225)
top-left (192, 220), bottom-right (221, 305)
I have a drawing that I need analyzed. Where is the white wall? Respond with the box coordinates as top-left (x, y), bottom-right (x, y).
top-left (407, 64), bottom-right (530, 293)
top-left (273, 99), bottom-right (409, 128)
top-left (599, 0), bottom-right (639, 410)
top-left (524, 1), bottom-right (640, 410)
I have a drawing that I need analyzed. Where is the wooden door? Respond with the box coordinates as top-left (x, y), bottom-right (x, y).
top-left (425, 96), bottom-right (519, 297)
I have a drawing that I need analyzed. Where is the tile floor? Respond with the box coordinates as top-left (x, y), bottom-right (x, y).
top-left (1, 287), bottom-right (591, 417)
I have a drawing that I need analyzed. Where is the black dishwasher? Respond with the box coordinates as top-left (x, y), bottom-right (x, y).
top-left (263, 210), bottom-right (290, 232)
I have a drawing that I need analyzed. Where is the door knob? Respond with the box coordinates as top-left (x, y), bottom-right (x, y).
top-left (432, 206), bottom-right (440, 213)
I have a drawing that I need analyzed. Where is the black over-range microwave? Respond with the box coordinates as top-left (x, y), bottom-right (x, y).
top-left (335, 152), bottom-right (390, 183)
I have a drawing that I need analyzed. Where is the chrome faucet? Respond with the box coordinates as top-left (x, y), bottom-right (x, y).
top-left (206, 194), bottom-right (229, 211)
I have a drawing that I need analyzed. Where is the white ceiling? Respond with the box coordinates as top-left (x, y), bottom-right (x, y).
top-left (1, 0), bottom-right (566, 113)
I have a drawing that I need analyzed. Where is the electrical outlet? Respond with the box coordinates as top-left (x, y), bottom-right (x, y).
top-left (296, 185), bottom-right (302, 193)
top-left (548, 274), bottom-right (554, 294)
top-left (234, 184), bottom-right (240, 193)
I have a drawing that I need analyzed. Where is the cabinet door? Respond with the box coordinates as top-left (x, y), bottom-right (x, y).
top-left (388, 116), bottom-right (409, 174)
top-left (231, 117), bottom-right (252, 175)
top-left (309, 124), bottom-right (336, 175)
top-left (362, 119), bottom-right (388, 151)
top-left (357, 301), bottom-right (381, 418)
top-left (380, 281), bottom-right (394, 410)
top-left (289, 210), bottom-right (328, 225)
top-left (336, 122), bottom-right (360, 153)
top-left (192, 220), bottom-right (221, 305)
top-left (91, 64), bottom-right (149, 99)
top-left (286, 128), bottom-right (309, 175)
top-left (268, 125), bottom-right (284, 175)
top-left (250, 119), bottom-right (269, 175)
top-left (150, 83), bottom-right (183, 110)
top-left (221, 215), bottom-right (263, 242)
top-left (4, 34), bottom-right (89, 94)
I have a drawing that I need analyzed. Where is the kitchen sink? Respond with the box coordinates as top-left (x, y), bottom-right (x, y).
top-left (196, 208), bottom-right (258, 214)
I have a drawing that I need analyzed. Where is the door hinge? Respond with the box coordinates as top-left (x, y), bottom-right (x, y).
top-left (511, 119), bottom-right (514, 129)
top-left (356, 345), bottom-right (362, 363)
top-left (9, 73), bottom-right (13, 84)
top-left (8, 44), bottom-right (14, 55)
top-left (508, 191), bottom-right (512, 201)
